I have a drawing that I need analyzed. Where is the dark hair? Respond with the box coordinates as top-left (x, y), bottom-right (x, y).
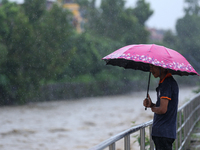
top-left (159, 67), bottom-right (169, 76)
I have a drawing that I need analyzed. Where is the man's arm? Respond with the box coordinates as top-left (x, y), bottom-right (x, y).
top-left (151, 98), bottom-right (169, 114)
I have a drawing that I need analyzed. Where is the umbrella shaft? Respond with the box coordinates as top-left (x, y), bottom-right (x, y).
top-left (146, 72), bottom-right (151, 98)
top-left (145, 72), bottom-right (151, 111)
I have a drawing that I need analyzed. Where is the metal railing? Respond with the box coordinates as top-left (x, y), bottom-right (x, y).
top-left (89, 93), bottom-right (200, 150)
top-left (175, 93), bottom-right (200, 150)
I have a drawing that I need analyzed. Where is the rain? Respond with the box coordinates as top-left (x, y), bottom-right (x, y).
top-left (0, 0), bottom-right (200, 150)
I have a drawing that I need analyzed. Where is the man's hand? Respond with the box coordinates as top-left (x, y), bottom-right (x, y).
top-left (143, 94), bottom-right (153, 108)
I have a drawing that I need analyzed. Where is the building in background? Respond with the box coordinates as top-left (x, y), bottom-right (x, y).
top-left (147, 27), bottom-right (165, 42)
top-left (56, 0), bottom-right (84, 33)
top-left (46, 0), bottom-right (55, 10)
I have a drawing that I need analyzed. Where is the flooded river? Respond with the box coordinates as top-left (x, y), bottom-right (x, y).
top-left (0, 86), bottom-right (198, 150)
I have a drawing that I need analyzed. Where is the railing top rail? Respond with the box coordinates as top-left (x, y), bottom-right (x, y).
top-left (178, 92), bottom-right (200, 111)
top-left (89, 120), bottom-right (153, 150)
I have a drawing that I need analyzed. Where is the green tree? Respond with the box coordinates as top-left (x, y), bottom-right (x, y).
top-left (176, 0), bottom-right (200, 71)
top-left (124, 0), bottom-right (153, 44)
top-left (133, 0), bottom-right (153, 25)
top-left (0, 0), bottom-right (34, 104)
top-left (162, 30), bottom-right (178, 50)
top-left (0, 1), bottom-right (74, 105)
top-left (33, 4), bottom-right (75, 82)
top-left (85, 0), bottom-right (153, 45)
top-left (67, 0), bottom-right (151, 84)
top-left (66, 33), bottom-right (123, 82)
top-left (23, 0), bottom-right (46, 23)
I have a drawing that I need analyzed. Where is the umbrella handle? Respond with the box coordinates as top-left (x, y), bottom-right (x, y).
top-left (145, 72), bottom-right (151, 110)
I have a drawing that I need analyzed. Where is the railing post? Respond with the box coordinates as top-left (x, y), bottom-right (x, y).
top-left (109, 143), bottom-right (115, 150)
top-left (183, 108), bottom-right (186, 142)
top-left (179, 111), bottom-right (182, 150)
top-left (124, 135), bottom-right (130, 150)
top-left (149, 125), bottom-right (154, 150)
top-left (140, 128), bottom-right (145, 150)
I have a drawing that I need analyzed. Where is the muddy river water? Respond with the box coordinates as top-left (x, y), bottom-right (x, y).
top-left (0, 86), bottom-right (198, 150)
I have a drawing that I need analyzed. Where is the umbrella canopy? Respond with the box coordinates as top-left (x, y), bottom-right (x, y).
top-left (103, 44), bottom-right (199, 76)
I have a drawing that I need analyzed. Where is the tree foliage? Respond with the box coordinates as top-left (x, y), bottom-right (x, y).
top-left (84, 0), bottom-right (153, 45)
top-left (23, 0), bottom-right (46, 23)
top-left (0, 0), bottom-right (154, 105)
top-left (31, 4), bottom-right (74, 82)
top-left (133, 0), bottom-right (153, 25)
top-left (0, 0), bottom-right (74, 105)
top-left (66, 0), bottom-right (153, 83)
top-left (175, 0), bottom-right (200, 71)
top-left (0, 0), bottom-right (34, 104)
top-left (162, 30), bottom-right (178, 50)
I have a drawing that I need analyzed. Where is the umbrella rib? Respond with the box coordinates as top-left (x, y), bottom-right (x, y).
top-left (165, 48), bottom-right (172, 58)
top-left (149, 44), bottom-right (154, 52)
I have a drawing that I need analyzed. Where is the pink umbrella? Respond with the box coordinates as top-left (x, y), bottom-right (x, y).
top-left (103, 44), bottom-right (199, 110)
top-left (103, 44), bottom-right (199, 76)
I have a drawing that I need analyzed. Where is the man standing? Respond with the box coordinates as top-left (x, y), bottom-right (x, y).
top-left (143, 64), bottom-right (179, 150)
